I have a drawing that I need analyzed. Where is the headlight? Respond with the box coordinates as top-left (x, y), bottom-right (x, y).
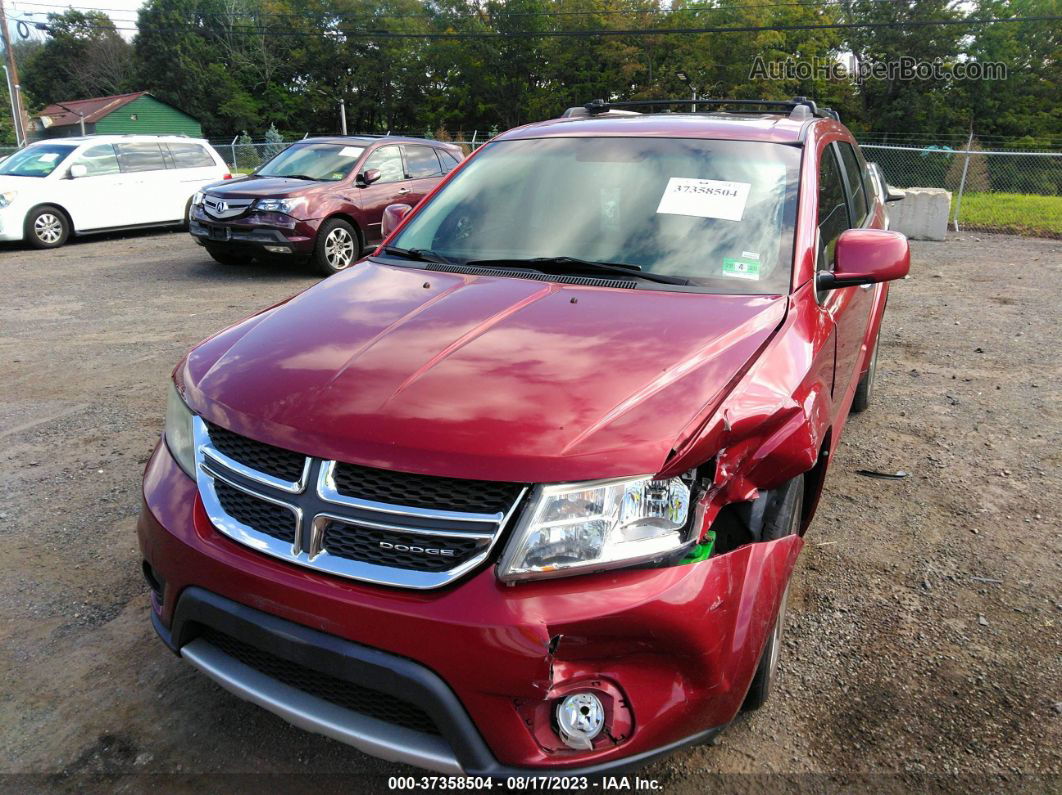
top-left (497, 475), bottom-right (692, 582)
top-left (0, 190), bottom-right (16, 208)
top-left (164, 382), bottom-right (196, 478)
top-left (253, 197), bottom-right (305, 215)
top-left (192, 191), bottom-right (204, 206)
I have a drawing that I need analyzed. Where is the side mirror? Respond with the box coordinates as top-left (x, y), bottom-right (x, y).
top-left (356, 168), bottom-right (382, 187)
top-left (885, 184), bottom-right (905, 203)
top-left (380, 203), bottom-right (413, 238)
top-left (817, 229), bottom-right (910, 291)
top-left (68, 164), bottom-right (87, 179)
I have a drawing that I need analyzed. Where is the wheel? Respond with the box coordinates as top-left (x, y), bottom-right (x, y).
top-left (742, 474), bottom-right (804, 712)
top-left (205, 245), bottom-right (254, 266)
top-left (25, 205), bottom-right (70, 249)
top-left (313, 218), bottom-right (358, 276)
top-left (850, 328), bottom-right (880, 414)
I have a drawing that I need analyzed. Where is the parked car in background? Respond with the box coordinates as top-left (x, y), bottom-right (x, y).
top-left (188, 136), bottom-right (463, 275)
top-left (0, 136), bottom-right (230, 248)
top-left (141, 99), bottom-right (909, 776)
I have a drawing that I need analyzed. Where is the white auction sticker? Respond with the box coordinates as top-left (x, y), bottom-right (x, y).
top-left (656, 178), bottom-right (751, 222)
top-left (339, 146), bottom-right (362, 157)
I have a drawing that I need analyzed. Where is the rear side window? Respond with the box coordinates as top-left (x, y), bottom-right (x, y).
top-left (837, 142), bottom-right (869, 224)
top-left (403, 145), bottom-right (443, 179)
top-left (362, 145), bottom-right (405, 183)
top-left (817, 145), bottom-right (851, 270)
top-left (72, 143), bottom-right (119, 176)
top-left (437, 148), bottom-right (461, 172)
top-left (116, 142), bottom-right (168, 173)
top-left (167, 142), bottom-right (215, 169)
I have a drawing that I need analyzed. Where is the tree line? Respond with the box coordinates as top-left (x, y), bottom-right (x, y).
top-left (1, 0), bottom-right (1059, 146)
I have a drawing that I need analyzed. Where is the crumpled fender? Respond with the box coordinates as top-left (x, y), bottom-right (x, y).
top-left (659, 282), bottom-right (834, 534)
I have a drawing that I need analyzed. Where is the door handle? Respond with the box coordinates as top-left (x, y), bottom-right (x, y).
top-left (398, 187), bottom-right (411, 194)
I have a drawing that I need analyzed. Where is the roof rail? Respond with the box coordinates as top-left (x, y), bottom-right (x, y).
top-left (582, 96), bottom-right (838, 121)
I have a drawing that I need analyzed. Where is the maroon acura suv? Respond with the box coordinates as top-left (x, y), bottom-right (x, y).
top-left (189, 136), bottom-right (463, 275)
top-left (143, 99), bottom-right (908, 778)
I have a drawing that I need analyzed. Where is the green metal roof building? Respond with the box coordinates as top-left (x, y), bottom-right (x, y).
top-left (34, 92), bottom-right (203, 139)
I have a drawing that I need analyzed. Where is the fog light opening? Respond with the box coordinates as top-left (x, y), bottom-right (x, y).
top-left (555, 692), bottom-right (605, 751)
top-left (264, 245), bottom-right (292, 254)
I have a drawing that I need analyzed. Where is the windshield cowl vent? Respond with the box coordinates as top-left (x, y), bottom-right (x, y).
top-left (417, 262), bottom-right (637, 289)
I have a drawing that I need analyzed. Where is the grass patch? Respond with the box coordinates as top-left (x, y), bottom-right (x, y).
top-left (952, 192), bottom-right (1062, 237)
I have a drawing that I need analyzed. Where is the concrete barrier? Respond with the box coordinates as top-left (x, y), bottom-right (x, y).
top-left (887, 187), bottom-right (951, 241)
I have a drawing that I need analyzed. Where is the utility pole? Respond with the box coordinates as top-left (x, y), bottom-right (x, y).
top-left (0, 0), bottom-right (27, 146)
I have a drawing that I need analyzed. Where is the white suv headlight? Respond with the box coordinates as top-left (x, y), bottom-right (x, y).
top-left (164, 382), bottom-right (196, 478)
top-left (0, 190), bottom-right (17, 208)
top-left (497, 475), bottom-right (692, 582)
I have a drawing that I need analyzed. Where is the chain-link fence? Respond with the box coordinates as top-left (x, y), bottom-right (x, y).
top-left (862, 144), bottom-right (1062, 237)
top-left (207, 132), bottom-right (486, 172)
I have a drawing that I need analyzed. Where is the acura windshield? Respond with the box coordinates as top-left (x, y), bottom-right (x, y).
top-left (0, 144), bottom-right (76, 178)
top-left (388, 137), bottom-right (799, 293)
top-left (256, 142), bottom-right (366, 181)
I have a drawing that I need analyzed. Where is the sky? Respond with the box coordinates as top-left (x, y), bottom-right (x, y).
top-left (6, 0), bottom-right (145, 41)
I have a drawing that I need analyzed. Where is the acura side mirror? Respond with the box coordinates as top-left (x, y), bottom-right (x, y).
top-left (68, 164), bottom-right (88, 179)
top-left (356, 168), bottom-right (382, 187)
top-left (817, 229), bottom-right (910, 291)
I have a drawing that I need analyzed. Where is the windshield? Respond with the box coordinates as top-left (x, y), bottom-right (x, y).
top-left (390, 137), bottom-right (799, 293)
top-left (0, 144), bottom-right (76, 178)
top-left (256, 142), bottom-right (366, 181)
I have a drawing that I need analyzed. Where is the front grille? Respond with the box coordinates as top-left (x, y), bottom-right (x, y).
top-left (195, 417), bottom-right (526, 588)
top-left (322, 521), bottom-right (487, 572)
top-left (214, 480), bottom-right (296, 543)
top-left (332, 462), bottom-right (524, 515)
top-left (207, 422), bottom-right (306, 482)
top-left (200, 627), bottom-right (440, 735)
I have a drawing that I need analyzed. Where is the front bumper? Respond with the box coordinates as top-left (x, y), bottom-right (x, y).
top-left (189, 206), bottom-right (319, 255)
top-left (139, 440), bottom-right (802, 774)
top-left (0, 205), bottom-right (25, 241)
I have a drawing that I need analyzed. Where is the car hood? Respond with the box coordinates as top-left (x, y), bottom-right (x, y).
top-left (203, 174), bottom-right (336, 198)
top-left (0, 174), bottom-right (47, 193)
top-left (182, 262), bottom-right (786, 483)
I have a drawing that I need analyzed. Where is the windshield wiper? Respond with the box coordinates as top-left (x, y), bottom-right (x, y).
top-left (465, 257), bottom-right (689, 286)
top-left (275, 174), bottom-right (317, 180)
top-left (381, 246), bottom-right (454, 265)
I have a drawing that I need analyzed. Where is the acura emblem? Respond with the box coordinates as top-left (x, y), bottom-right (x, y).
top-left (216, 200), bottom-right (228, 212)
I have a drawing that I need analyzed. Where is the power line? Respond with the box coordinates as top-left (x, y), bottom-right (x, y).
top-left (7, 0), bottom-right (908, 20)
top-left (16, 14), bottom-right (1061, 39)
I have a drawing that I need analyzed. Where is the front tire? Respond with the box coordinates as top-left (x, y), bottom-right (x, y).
top-left (850, 328), bottom-right (880, 414)
top-left (25, 206), bottom-right (70, 249)
top-left (313, 218), bottom-right (358, 276)
top-left (205, 245), bottom-right (254, 266)
top-left (742, 474), bottom-right (804, 712)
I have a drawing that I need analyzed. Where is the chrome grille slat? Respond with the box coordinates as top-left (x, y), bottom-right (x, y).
top-left (193, 417), bottom-right (527, 589)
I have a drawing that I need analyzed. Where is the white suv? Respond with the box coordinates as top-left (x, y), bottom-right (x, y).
top-left (0, 135), bottom-right (230, 248)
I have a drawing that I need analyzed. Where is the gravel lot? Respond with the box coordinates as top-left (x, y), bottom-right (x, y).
top-left (1, 230), bottom-right (1059, 792)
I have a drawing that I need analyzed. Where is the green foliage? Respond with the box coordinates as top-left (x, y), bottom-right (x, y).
top-left (263, 123), bottom-right (286, 160)
top-left (19, 11), bottom-right (136, 107)
top-left (234, 131), bottom-right (261, 171)
top-left (8, 0), bottom-right (1058, 145)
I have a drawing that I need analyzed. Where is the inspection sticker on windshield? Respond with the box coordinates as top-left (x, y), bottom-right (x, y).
top-left (656, 178), bottom-right (751, 222)
top-left (722, 257), bottom-right (761, 280)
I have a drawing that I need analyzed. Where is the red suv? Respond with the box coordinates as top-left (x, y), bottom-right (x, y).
top-left (189, 136), bottom-right (462, 275)
top-left (141, 99), bottom-right (908, 777)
